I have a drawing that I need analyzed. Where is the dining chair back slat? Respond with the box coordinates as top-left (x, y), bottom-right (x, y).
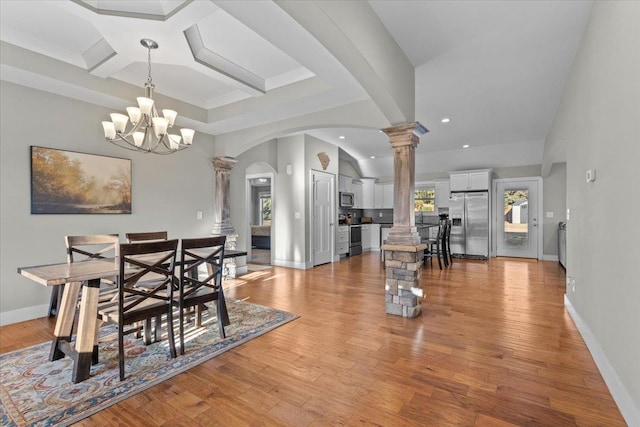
top-left (125, 231), bottom-right (168, 243)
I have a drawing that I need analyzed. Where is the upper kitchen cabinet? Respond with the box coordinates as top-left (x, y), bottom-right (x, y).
top-left (338, 174), bottom-right (354, 193)
top-left (435, 179), bottom-right (450, 208)
top-left (361, 178), bottom-right (376, 209)
top-left (374, 183), bottom-right (394, 208)
top-left (448, 169), bottom-right (492, 191)
top-left (352, 181), bottom-right (364, 208)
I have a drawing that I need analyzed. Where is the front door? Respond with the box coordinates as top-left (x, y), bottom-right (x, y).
top-left (312, 170), bottom-right (334, 266)
top-left (496, 179), bottom-right (540, 258)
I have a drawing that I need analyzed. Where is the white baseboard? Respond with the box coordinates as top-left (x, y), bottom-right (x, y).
top-left (272, 259), bottom-right (310, 270)
top-left (564, 295), bottom-right (640, 426)
top-left (542, 254), bottom-right (559, 262)
top-left (0, 304), bottom-right (49, 326)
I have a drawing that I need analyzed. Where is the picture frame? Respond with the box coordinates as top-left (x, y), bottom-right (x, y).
top-left (30, 146), bottom-right (132, 214)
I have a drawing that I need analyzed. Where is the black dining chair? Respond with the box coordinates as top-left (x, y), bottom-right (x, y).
top-left (177, 236), bottom-right (227, 355)
top-left (97, 239), bottom-right (179, 381)
top-left (424, 224), bottom-right (445, 269)
top-left (125, 231), bottom-right (169, 343)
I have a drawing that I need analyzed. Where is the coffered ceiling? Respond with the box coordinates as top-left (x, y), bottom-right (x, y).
top-left (0, 0), bottom-right (593, 177)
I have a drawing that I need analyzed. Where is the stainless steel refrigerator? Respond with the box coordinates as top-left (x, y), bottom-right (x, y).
top-left (449, 191), bottom-right (489, 258)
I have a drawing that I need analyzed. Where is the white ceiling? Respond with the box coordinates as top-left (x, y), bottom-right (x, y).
top-left (0, 0), bottom-right (592, 177)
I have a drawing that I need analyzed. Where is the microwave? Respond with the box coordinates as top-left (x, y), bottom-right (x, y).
top-left (340, 192), bottom-right (354, 207)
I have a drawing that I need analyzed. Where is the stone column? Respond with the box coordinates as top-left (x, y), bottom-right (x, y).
top-left (381, 122), bottom-right (428, 318)
top-left (211, 156), bottom-right (239, 277)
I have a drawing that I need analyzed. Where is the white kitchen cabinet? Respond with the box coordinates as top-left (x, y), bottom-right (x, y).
top-left (370, 224), bottom-right (381, 251)
top-left (361, 178), bottom-right (376, 209)
top-left (382, 183), bottom-right (394, 208)
top-left (338, 175), bottom-right (353, 193)
top-left (448, 169), bottom-right (492, 191)
top-left (337, 225), bottom-right (349, 255)
top-left (362, 224), bottom-right (371, 249)
top-left (435, 179), bottom-right (450, 208)
top-left (374, 183), bottom-right (394, 208)
top-left (352, 181), bottom-right (363, 208)
top-left (374, 184), bottom-right (383, 208)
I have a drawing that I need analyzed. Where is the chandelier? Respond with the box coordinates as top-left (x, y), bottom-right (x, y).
top-left (101, 39), bottom-right (194, 155)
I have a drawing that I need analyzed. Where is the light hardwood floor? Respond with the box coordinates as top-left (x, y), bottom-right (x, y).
top-left (1, 253), bottom-right (626, 426)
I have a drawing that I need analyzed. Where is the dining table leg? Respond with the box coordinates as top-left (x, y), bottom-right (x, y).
top-left (49, 281), bottom-right (81, 361)
top-left (72, 278), bottom-right (101, 383)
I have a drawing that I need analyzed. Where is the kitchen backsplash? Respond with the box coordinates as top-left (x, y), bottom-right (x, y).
top-left (339, 209), bottom-right (447, 224)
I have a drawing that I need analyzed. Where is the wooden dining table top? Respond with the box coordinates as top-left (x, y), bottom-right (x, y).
top-left (18, 249), bottom-right (247, 287)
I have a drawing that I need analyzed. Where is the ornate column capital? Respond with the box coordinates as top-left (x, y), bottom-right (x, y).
top-left (212, 156), bottom-right (238, 171)
top-left (382, 122), bottom-right (428, 148)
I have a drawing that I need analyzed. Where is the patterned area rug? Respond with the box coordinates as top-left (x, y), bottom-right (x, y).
top-left (0, 300), bottom-right (298, 427)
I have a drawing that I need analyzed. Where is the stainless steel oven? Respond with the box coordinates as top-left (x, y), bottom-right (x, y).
top-left (349, 225), bottom-right (362, 256)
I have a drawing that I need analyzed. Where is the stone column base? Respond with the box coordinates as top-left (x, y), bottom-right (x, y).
top-left (222, 233), bottom-right (238, 279)
top-left (382, 243), bottom-right (426, 318)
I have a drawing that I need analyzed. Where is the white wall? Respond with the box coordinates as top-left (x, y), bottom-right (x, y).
top-left (546, 2), bottom-right (640, 423)
top-left (0, 82), bottom-right (216, 325)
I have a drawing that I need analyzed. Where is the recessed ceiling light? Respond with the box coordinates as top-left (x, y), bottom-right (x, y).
top-left (338, 135), bottom-right (346, 140)
top-left (370, 156), bottom-right (376, 159)
top-left (441, 118), bottom-right (451, 123)
top-left (462, 144), bottom-right (470, 148)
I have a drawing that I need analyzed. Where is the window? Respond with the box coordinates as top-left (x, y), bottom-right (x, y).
top-left (415, 187), bottom-right (435, 212)
top-left (260, 194), bottom-right (271, 225)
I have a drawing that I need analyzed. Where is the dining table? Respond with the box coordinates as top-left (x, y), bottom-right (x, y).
top-left (17, 249), bottom-right (247, 384)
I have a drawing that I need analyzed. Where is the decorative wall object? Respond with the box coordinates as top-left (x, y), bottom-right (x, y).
top-left (317, 152), bottom-right (330, 170)
top-left (31, 146), bottom-right (131, 214)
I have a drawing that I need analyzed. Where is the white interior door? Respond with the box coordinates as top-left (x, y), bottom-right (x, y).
top-left (496, 179), bottom-right (540, 258)
top-left (313, 171), bottom-right (334, 266)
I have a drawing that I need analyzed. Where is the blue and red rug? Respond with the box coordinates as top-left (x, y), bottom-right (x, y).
top-left (0, 300), bottom-right (297, 426)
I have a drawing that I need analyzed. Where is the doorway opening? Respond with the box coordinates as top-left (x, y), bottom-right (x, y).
top-left (247, 175), bottom-right (273, 265)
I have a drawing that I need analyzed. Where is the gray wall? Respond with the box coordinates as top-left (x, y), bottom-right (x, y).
top-left (546, 2), bottom-right (640, 422)
top-left (0, 82), bottom-right (216, 324)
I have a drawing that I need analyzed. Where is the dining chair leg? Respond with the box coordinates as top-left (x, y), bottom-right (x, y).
top-left (118, 323), bottom-right (125, 381)
top-left (217, 298), bottom-right (226, 339)
top-left (166, 311), bottom-right (177, 359)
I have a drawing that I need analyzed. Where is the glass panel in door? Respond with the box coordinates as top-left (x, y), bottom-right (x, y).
top-left (503, 189), bottom-right (529, 249)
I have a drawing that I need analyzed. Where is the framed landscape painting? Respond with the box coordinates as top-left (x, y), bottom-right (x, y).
top-left (31, 146), bottom-right (131, 214)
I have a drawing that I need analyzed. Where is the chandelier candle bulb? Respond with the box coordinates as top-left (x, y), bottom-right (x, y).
top-left (152, 117), bottom-right (168, 137)
top-left (102, 121), bottom-right (116, 139)
top-left (110, 113), bottom-right (128, 133)
top-left (162, 109), bottom-right (177, 126)
top-left (180, 128), bottom-right (195, 145)
top-left (126, 107), bottom-right (141, 124)
top-left (137, 97), bottom-right (154, 115)
top-left (168, 134), bottom-right (181, 150)
top-left (133, 132), bottom-right (145, 147)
